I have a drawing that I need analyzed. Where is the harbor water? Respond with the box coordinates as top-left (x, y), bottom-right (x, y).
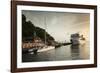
top-left (22, 42), bottom-right (90, 62)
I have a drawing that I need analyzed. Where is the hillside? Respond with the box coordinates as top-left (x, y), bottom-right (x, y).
top-left (22, 14), bottom-right (55, 44)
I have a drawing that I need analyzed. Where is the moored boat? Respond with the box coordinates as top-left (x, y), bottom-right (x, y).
top-left (38, 46), bottom-right (55, 52)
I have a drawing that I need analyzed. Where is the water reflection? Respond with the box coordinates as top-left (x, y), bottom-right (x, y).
top-left (70, 45), bottom-right (80, 60)
top-left (22, 43), bottom-right (89, 62)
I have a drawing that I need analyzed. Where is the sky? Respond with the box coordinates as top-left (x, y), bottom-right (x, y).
top-left (22, 10), bottom-right (90, 42)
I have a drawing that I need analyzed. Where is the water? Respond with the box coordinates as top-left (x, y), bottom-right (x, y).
top-left (22, 42), bottom-right (90, 62)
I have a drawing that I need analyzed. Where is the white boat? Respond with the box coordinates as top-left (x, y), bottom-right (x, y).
top-left (29, 15), bottom-right (55, 54)
top-left (38, 46), bottom-right (55, 52)
top-left (28, 46), bottom-right (55, 54)
top-left (37, 16), bottom-right (55, 52)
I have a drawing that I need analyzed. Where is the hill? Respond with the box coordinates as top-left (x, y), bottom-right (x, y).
top-left (22, 14), bottom-right (55, 45)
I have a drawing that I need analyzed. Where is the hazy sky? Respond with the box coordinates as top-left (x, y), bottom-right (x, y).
top-left (22, 10), bottom-right (90, 42)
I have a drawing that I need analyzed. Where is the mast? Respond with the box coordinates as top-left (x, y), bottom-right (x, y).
top-left (33, 26), bottom-right (36, 39)
top-left (44, 15), bottom-right (47, 45)
top-left (34, 31), bottom-right (36, 38)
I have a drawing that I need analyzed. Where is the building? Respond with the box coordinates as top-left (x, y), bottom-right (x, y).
top-left (70, 33), bottom-right (80, 45)
top-left (22, 36), bottom-right (44, 49)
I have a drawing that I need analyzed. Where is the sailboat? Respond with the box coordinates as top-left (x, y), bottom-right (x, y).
top-left (37, 15), bottom-right (55, 52)
top-left (29, 15), bottom-right (55, 54)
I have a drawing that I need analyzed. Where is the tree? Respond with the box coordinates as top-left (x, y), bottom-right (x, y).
top-left (22, 14), bottom-right (55, 43)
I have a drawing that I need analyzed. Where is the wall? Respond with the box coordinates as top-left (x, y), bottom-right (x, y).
top-left (0, 0), bottom-right (99, 73)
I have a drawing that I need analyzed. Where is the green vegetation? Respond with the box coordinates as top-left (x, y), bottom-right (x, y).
top-left (22, 14), bottom-right (55, 42)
